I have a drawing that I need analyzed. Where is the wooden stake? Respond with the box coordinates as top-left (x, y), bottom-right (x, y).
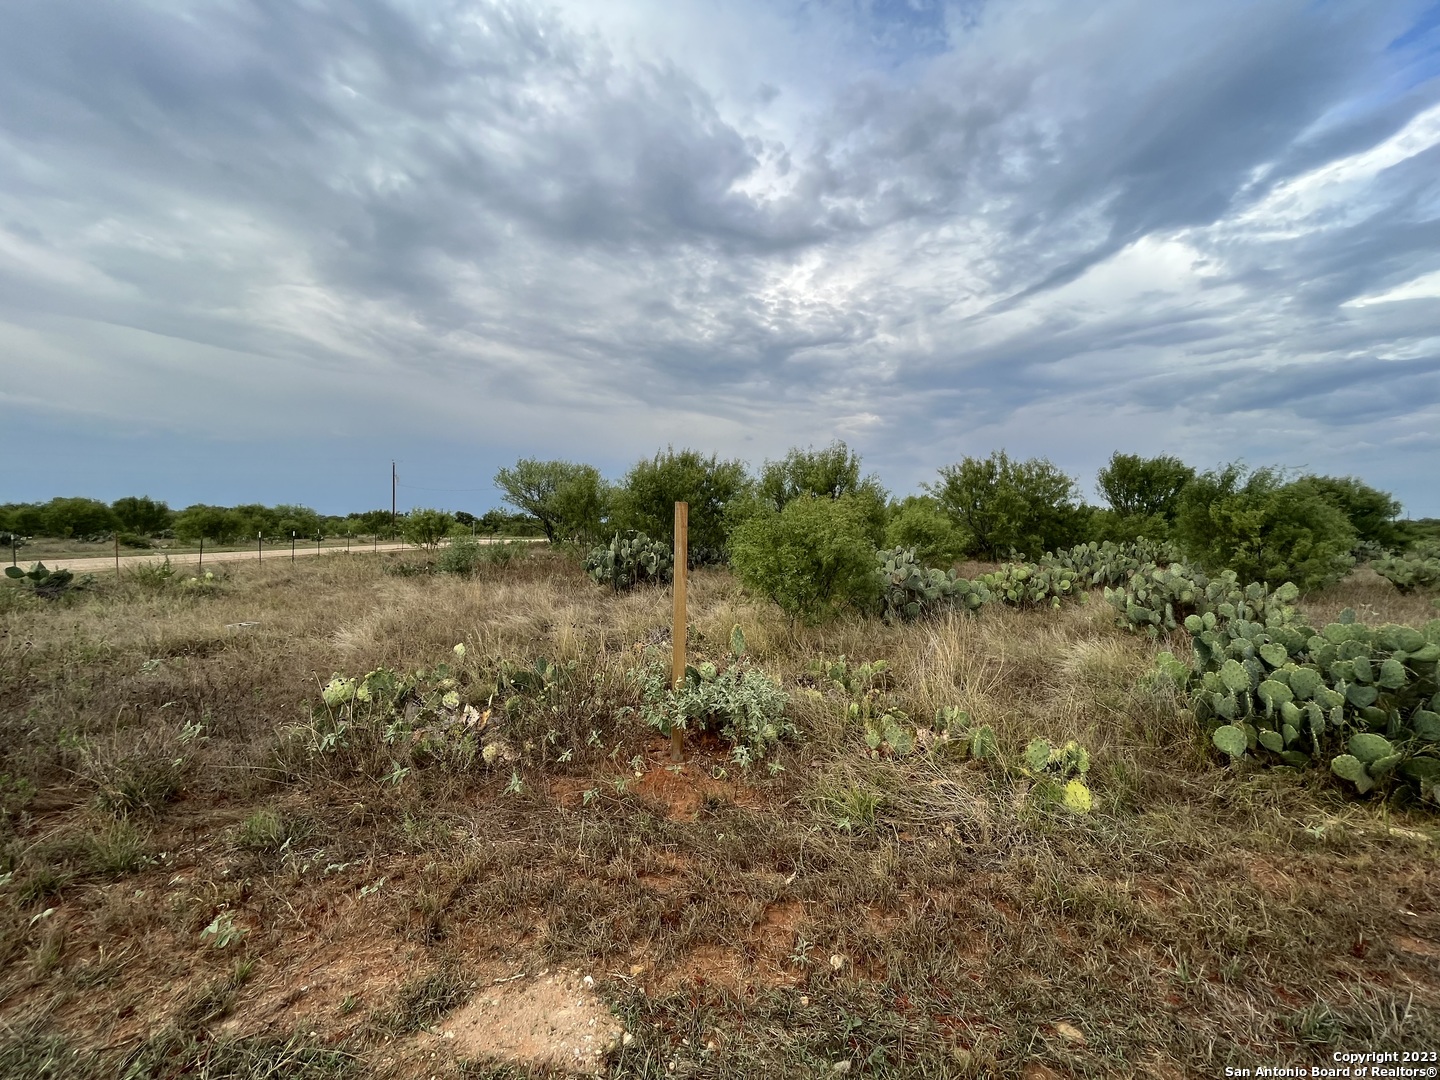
top-left (670, 501), bottom-right (688, 762)
top-left (114, 533), bottom-right (120, 578)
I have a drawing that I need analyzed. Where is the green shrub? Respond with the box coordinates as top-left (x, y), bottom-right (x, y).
top-left (1293, 475), bottom-right (1402, 550)
top-left (480, 540), bottom-right (531, 565)
top-left (173, 504), bottom-right (246, 544)
top-left (754, 441), bottom-right (888, 545)
top-left (111, 495), bottom-right (174, 536)
top-left (1095, 452), bottom-right (1194, 523)
top-left (583, 531), bottom-right (672, 591)
top-left (41, 496), bottom-right (119, 539)
top-left (1372, 542), bottom-right (1440, 594)
top-left (926, 450), bottom-right (1085, 560)
top-left (1087, 508), bottom-right (1173, 545)
top-left (1173, 465), bottom-right (1356, 593)
top-left (640, 660), bottom-right (792, 768)
top-left (611, 447), bottom-right (750, 561)
top-left (883, 496), bottom-right (969, 568)
top-left (436, 536), bottom-right (482, 575)
top-left (401, 508), bottom-right (454, 550)
top-left (729, 494), bottom-right (879, 622)
top-left (493, 458), bottom-right (612, 545)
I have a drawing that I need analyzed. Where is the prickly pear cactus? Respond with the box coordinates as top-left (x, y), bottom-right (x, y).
top-left (1041, 540), bottom-right (1180, 589)
top-left (874, 547), bottom-right (988, 621)
top-left (1104, 561), bottom-right (1302, 639)
top-left (1020, 737), bottom-right (1094, 813)
top-left (3, 561), bottom-right (85, 599)
top-left (1372, 542), bottom-right (1440, 594)
top-left (1182, 595), bottom-right (1440, 806)
top-left (979, 562), bottom-right (1083, 609)
top-left (583, 532), bottom-right (674, 592)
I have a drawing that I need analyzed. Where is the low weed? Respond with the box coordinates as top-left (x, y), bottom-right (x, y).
top-left (82, 819), bottom-right (149, 875)
top-left (118, 1029), bottom-right (357, 1079)
top-left (80, 731), bottom-right (187, 817)
top-left (179, 956), bottom-right (257, 1028)
top-left (812, 773), bottom-right (888, 832)
top-left (233, 806), bottom-right (306, 852)
top-left (375, 966), bottom-right (472, 1035)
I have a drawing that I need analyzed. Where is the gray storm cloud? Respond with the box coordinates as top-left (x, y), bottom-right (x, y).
top-left (1, 0), bottom-right (1438, 510)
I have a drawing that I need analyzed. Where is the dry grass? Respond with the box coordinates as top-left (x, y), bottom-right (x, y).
top-left (1298, 563), bottom-right (1440, 628)
top-left (0, 551), bottom-right (1436, 1078)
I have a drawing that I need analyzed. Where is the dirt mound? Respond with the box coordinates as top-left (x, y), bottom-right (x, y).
top-left (428, 969), bottom-right (623, 1074)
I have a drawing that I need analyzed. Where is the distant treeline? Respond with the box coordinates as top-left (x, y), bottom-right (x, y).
top-left (0, 498), bottom-right (542, 546)
top-left (4, 445), bottom-right (1438, 579)
top-left (487, 445), bottom-right (1439, 591)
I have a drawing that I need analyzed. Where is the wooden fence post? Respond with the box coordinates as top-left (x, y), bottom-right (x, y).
top-left (114, 534), bottom-right (120, 578)
top-left (671, 502), bottom-right (688, 762)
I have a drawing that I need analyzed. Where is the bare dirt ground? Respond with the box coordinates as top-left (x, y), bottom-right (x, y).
top-left (1, 551), bottom-right (1436, 1078)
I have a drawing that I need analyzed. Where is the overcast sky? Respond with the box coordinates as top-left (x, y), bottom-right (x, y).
top-left (3, 0), bottom-right (1439, 516)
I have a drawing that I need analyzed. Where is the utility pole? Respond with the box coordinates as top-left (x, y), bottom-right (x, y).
top-left (391, 461), bottom-right (397, 541)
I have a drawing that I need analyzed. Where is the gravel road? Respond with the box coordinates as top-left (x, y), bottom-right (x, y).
top-left (14, 537), bottom-right (539, 573)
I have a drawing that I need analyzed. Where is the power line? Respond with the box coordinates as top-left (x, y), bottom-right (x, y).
top-left (395, 482), bottom-right (498, 493)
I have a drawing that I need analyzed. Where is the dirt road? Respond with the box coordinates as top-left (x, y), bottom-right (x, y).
top-left (13, 537), bottom-right (540, 574)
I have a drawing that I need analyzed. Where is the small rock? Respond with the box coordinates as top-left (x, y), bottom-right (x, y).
top-left (582, 975), bottom-right (595, 989)
top-left (829, 953), bottom-right (848, 971)
top-left (622, 1032), bottom-right (634, 1046)
top-left (833, 1062), bottom-right (852, 1074)
top-left (1052, 1021), bottom-right (1086, 1046)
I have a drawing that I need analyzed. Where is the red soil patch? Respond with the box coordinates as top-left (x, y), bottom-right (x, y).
top-left (1394, 935), bottom-right (1440, 960)
top-left (629, 741), bottom-right (765, 822)
top-left (645, 896), bottom-right (810, 995)
top-left (219, 936), bottom-right (427, 1040)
